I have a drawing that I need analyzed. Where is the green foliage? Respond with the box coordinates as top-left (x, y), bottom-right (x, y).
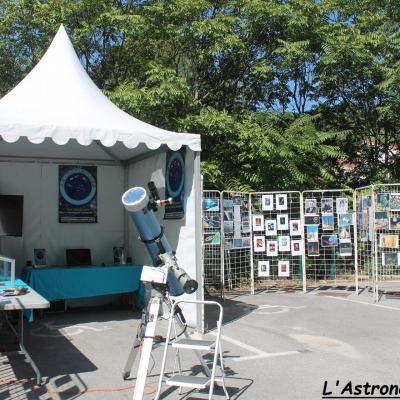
top-left (1, 0), bottom-right (400, 190)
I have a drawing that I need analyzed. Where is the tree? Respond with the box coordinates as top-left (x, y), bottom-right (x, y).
top-left (317, 0), bottom-right (400, 185)
top-left (2, 0), bottom-right (394, 191)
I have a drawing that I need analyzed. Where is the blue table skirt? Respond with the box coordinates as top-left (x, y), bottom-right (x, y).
top-left (1, 279), bottom-right (43, 322)
top-left (22, 264), bottom-right (144, 303)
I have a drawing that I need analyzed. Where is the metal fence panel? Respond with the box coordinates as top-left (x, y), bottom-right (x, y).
top-left (370, 183), bottom-right (400, 301)
top-left (202, 190), bottom-right (223, 294)
top-left (221, 191), bottom-right (252, 292)
top-left (354, 185), bottom-right (375, 295)
top-left (302, 189), bottom-right (357, 290)
top-left (250, 191), bottom-right (304, 292)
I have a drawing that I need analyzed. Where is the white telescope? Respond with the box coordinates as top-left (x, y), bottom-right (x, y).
top-left (121, 186), bottom-right (198, 297)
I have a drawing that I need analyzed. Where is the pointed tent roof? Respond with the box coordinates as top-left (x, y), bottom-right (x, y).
top-left (0, 25), bottom-right (200, 153)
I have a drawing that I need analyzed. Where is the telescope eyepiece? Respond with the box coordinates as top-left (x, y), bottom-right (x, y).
top-left (183, 279), bottom-right (198, 295)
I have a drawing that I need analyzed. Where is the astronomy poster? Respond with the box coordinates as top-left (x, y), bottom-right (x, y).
top-left (59, 165), bottom-right (97, 223)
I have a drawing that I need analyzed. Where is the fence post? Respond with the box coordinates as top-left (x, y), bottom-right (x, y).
top-left (301, 191), bottom-right (306, 293)
top-left (220, 191), bottom-right (225, 299)
top-left (353, 190), bottom-right (359, 295)
top-left (372, 185), bottom-right (379, 303)
top-left (249, 192), bottom-right (255, 295)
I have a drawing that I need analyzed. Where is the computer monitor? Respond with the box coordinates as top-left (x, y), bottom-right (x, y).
top-left (66, 249), bottom-right (92, 266)
top-left (0, 195), bottom-right (23, 237)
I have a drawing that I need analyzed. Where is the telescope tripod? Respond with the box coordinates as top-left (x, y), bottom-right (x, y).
top-left (123, 286), bottom-right (211, 400)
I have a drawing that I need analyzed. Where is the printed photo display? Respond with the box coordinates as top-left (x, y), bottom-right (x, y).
top-left (362, 196), bottom-right (372, 209)
top-left (379, 234), bottom-right (399, 249)
top-left (203, 198), bottom-right (219, 212)
top-left (322, 214), bottom-right (334, 230)
top-left (224, 210), bottom-right (233, 234)
top-left (375, 212), bottom-right (389, 230)
top-left (224, 238), bottom-right (233, 250)
top-left (381, 252), bottom-right (400, 266)
top-left (291, 240), bottom-right (302, 256)
top-left (390, 193), bottom-right (400, 211)
top-left (278, 235), bottom-right (290, 252)
top-left (308, 242), bottom-right (319, 256)
top-left (338, 213), bottom-right (353, 226)
top-left (304, 215), bottom-right (320, 226)
top-left (233, 238), bottom-right (242, 249)
top-left (339, 242), bottom-right (352, 257)
top-left (336, 197), bottom-right (348, 214)
top-left (266, 240), bottom-right (278, 256)
top-left (321, 234), bottom-right (338, 247)
top-left (277, 214), bottom-right (289, 231)
top-left (306, 225), bottom-right (318, 242)
top-left (305, 198), bottom-right (317, 215)
top-left (258, 261), bottom-right (270, 277)
top-left (390, 217), bottom-right (400, 230)
top-left (276, 194), bottom-right (288, 210)
top-left (376, 193), bottom-right (389, 211)
top-left (338, 225), bottom-right (351, 243)
top-left (204, 232), bottom-right (221, 245)
top-left (262, 194), bottom-right (274, 211)
top-left (252, 215), bottom-right (265, 232)
top-left (241, 212), bottom-right (251, 233)
top-left (265, 219), bottom-right (277, 236)
top-left (254, 235), bottom-right (266, 252)
top-left (223, 199), bottom-right (233, 210)
top-left (278, 260), bottom-right (290, 277)
top-left (241, 237), bottom-right (251, 248)
top-left (321, 198), bottom-right (334, 214)
top-left (203, 215), bottom-right (221, 230)
top-left (232, 196), bottom-right (242, 206)
top-left (361, 212), bottom-right (369, 232)
top-left (290, 220), bottom-right (302, 236)
top-left (233, 205), bottom-right (241, 238)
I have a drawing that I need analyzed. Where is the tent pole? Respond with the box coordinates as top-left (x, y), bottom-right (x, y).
top-left (123, 161), bottom-right (130, 260)
top-left (194, 151), bottom-right (204, 333)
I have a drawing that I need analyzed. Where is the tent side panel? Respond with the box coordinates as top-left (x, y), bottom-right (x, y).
top-left (0, 162), bottom-right (124, 275)
top-left (127, 149), bottom-right (200, 328)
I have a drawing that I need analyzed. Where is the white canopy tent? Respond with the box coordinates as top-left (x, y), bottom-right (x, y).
top-left (0, 26), bottom-right (203, 328)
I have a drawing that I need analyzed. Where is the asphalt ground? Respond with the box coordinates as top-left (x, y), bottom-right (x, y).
top-left (2, 285), bottom-right (400, 400)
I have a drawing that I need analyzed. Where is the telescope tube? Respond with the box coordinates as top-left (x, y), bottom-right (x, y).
top-left (122, 187), bottom-right (171, 265)
top-left (122, 186), bottom-right (198, 296)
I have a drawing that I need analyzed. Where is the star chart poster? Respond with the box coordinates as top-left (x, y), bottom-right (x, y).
top-left (164, 148), bottom-right (186, 220)
top-left (58, 165), bottom-right (97, 223)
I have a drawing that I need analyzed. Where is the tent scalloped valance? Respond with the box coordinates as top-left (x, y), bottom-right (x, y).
top-left (0, 131), bottom-right (197, 152)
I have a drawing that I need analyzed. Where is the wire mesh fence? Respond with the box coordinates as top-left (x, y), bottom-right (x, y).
top-left (355, 186), bottom-right (375, 295)
top-left (371, 183), bottom-right (400, 300)
top-left (202, 185), bottom-right (400, 301)
top-left (250, 192), bottom-right (304, 291)
top-left (221, 191), bottom-right (252, 293)
top-left (302, 189), bottom-right (357, 290)
top-left (202, 190), bottom-right (223, 295)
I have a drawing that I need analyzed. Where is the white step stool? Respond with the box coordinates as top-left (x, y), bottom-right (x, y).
top-left (154, 300), bottom-right (229, 400)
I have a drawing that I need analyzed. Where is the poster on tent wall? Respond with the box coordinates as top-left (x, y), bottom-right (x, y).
top-left (164, 148), bottom-right (186, 220)
top-left (58, 165), bottom-right (98, 223)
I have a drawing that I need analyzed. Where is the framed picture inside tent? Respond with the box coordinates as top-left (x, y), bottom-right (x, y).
top-left (59, 165), bottom-right (97, 223)
top-left (164, 148), bottom-right (186, 219)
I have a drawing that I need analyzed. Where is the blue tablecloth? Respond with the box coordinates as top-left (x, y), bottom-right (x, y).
top-left (1, 279), bottom-right (43, 322)
top-left (22, 264), bottom-right (144, 303)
